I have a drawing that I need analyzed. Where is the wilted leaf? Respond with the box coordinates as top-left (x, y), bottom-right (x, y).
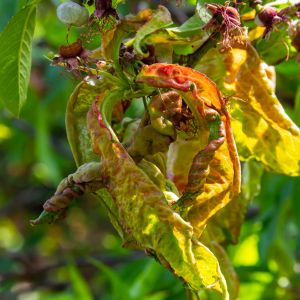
top-left (133, 6), bottom-right (173, 56)
top-left (87, 98), bottom-right (228, 297)
top-left (202, 231), bottom-right (240, 300)
top-left (137, 63), bottom-right (241, 235)
top-left (197, 45), bottom-right (300, 176)
top-left (101, 8), bottom-right (153, 80)
top-left (0, 4), bottom-right (36, 116)
top-left (206, 159), bottom-right (264, 244)
top-left (66, 81), bottom-right (104, 166)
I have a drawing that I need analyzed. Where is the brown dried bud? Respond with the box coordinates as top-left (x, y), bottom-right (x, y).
top-left (255, 6), bottom-right (278, 27)
top-left (204, 4), bottom-right (244, 48)
top-left (59, 38), bottom-right (83, 58)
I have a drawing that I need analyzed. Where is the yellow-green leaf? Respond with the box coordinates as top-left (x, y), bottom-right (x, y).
top-left (137, 63), bottom-right (241, 235)
top-left (197, 45), bottom-right (300, 176)
top-left (86, 97), bottom-right (228, 297)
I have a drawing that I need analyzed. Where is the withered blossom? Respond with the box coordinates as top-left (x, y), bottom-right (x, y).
top-left (203, 3), bottom-right (245, 48)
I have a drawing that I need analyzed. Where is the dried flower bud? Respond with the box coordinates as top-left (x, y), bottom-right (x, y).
top-left (59, 39), bottom-right (83, 58)
top-left (255, 6), bottom-right (278, 27)
top-left (255, 6), bottom-right (289, 38)
top-left (204, 4), bottom-right (244, 48)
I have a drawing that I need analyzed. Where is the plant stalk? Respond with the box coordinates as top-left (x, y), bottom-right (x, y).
top-left (185, 287), bottom-right (201, 300)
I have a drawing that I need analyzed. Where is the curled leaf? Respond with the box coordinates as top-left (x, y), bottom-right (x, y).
top-left (198, 45), bottom-right (300, 176)
top-left (133, 6), bottom-right (173, 56)
top-left (86, 98), bottom-right (229, 297)
top-left (137, 63), bottom-right (241, 235)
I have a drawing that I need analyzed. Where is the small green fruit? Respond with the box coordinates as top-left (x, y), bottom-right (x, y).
top-left (56, 1), bottom-right (89, 27)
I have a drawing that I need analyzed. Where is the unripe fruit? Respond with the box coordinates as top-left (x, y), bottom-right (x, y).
top-left (56, 1), bottom-right (89, 27)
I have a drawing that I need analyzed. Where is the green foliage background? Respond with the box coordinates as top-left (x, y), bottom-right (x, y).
top-left (0, 0), bottom-right (299, 299)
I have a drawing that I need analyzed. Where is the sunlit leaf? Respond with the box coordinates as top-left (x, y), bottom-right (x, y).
top-left (133, 6), bottom-right (173, 56)
top-left (254, 23), bottom-right (296, 65)
top-left (143, 12), bottom-right (209, 56)
top-left (197, 45), bottom-right (300, 176)
top-left (137, 63), bottom-right (241, 235)
top-left (101, 8), bottom-right (153, 81)
top-left (202, 232), bottom-right (240, 300)
top-left (66, 81), bottom-right (104, 167)
top-left (87, 98), bottom-right (229, 297)
top-left (207, 159), bottom-right (264, 244)
top-left (0, 4), bottom-right (36, 116)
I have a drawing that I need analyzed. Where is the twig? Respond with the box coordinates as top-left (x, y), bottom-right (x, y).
top-left (185, 287), bottom-right (201, 300)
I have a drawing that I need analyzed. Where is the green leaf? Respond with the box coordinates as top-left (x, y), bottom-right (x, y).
top-left (144, 12), bottom-right (209, 56)
top-left (254, 23), bottom-right (296, 66)
top-left (0, 4), bottom-right (36, 116)
top-left (133, 6), bottom-right (173, 56)
top-left (66, 81), bottom-right (103, 167)
top-left (89, 258), bottom-right (135, 300)
top-left (129, 260), bottom-right (162, 299)
top-left (196, 0), bottom-right (212, 24)
top-left (68, 263), bottom-right (93, 300)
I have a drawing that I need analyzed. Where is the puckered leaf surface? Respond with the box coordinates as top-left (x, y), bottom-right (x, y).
top-left (197, 45), bottom-right (300, 176)
top-left (137, 63), bottom-right (241, 235)
top-left (86, 97), bottom-right (228, 297)
top-left (63, 80), bottom-right (230, 297)
top-left (133, 6), bottom-right (173, 56)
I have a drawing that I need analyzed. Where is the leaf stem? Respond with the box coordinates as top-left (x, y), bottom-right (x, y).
top-left (185, 287), bottom-right (201, 300)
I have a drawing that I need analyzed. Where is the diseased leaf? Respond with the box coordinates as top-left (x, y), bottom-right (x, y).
top-left (133, 6), bottom-right (173, 56)
top-left (66, 81), bottom-right (124, 238)
top-left (137, 63), bottom-right (241, 235)
top-left (66, 81), bottom-right (105, 166)
top-left (101, 8), bottom-right (153, 81)
top-left (87, 99), bottom-right (229, 297)
top-left (206, 159), bottom-right (264, 244)
top-left (0, 4), bottom-right (36, 116)
top-left (202, 231), bottom-right (240, 300)
top-left (197, 45), bottom-right (300, 176)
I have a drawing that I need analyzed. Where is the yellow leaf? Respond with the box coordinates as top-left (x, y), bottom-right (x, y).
top-left (197, 45), bottom-right (300, 176)
top-left (138, 64), bottom-right (241, 236)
